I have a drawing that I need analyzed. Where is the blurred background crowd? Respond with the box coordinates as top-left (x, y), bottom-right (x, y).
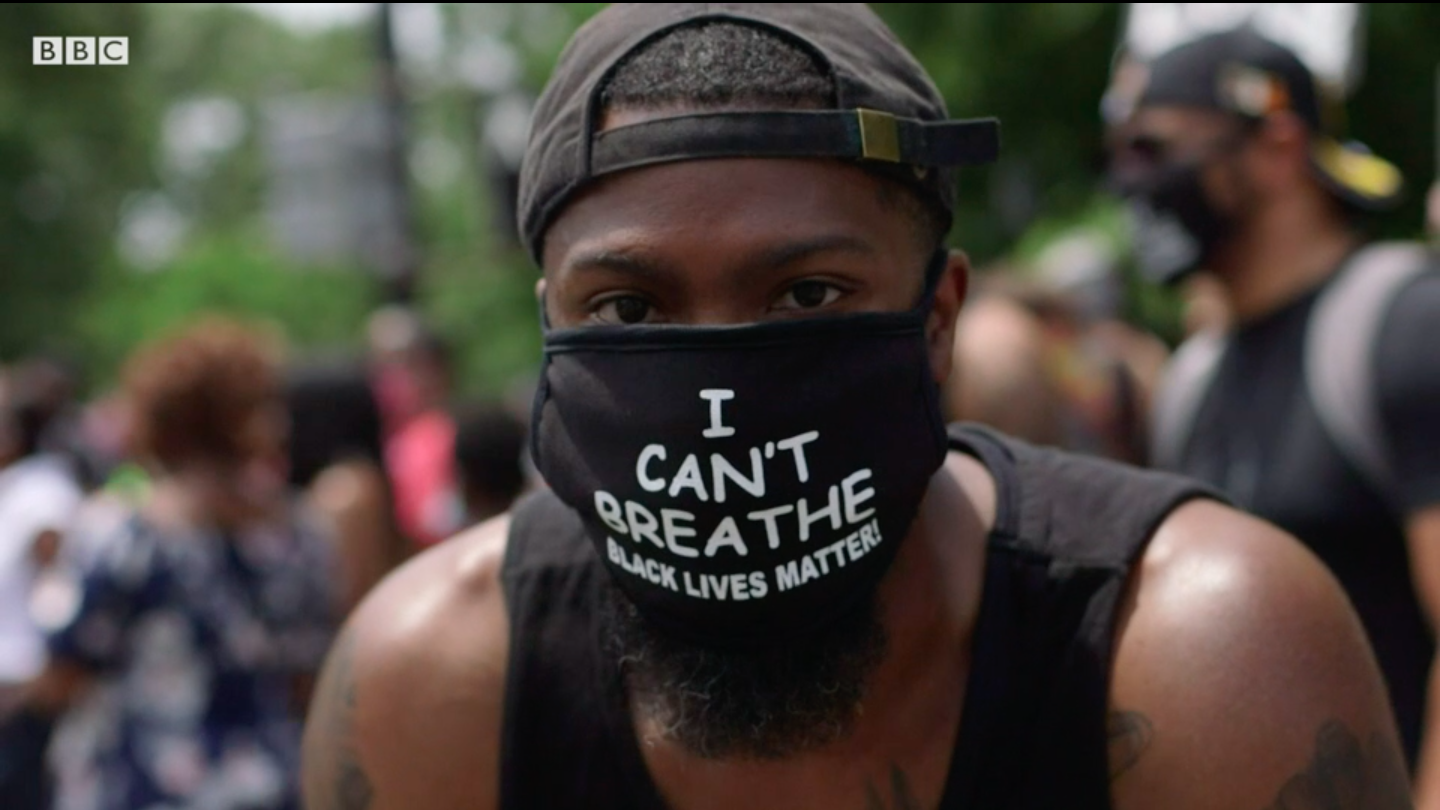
top-left (0, 3), bottom-right (1437, 809)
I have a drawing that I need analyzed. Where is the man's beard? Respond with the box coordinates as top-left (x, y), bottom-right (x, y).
top-left (601, 580), bottom-right (888, 761)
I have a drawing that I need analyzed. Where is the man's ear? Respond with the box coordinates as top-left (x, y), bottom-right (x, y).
top-left (927, 249), bottom-right (971, 386)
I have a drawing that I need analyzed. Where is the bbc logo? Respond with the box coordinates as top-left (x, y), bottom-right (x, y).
top-left (33, 37), bottom-right (128, 65)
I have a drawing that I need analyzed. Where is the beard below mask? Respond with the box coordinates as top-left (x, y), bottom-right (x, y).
top-left (1116, 154), bottom-right (1254, 286)
top-left (601, 578), bottom-right (888, 761)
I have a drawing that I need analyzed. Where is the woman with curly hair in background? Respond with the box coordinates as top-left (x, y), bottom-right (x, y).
top-left (7, 317), bottom-right (340, 810)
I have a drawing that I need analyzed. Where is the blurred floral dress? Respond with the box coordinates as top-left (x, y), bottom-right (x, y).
top-left (44, 505), bottom-right (339, 810)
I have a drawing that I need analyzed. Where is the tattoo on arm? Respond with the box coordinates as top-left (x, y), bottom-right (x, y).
top-left (865, 765), bottom-right (921, 810)
top-left (1263, 721), bottom-right (1411, 809)
top-left (1108, 710), bottom-right (1154, 780)
top-left (302, 629), bottom-right (374, 810)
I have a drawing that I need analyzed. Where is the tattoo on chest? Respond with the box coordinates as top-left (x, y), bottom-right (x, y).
top-left (302, 630), bottom-right (374, 809)
top-left (865, 765), bottom-right (921, 810)
top-left (1108, 710), bottom-right (1154, 780)
top-left (1263, 721), bottom-right (1411, 810)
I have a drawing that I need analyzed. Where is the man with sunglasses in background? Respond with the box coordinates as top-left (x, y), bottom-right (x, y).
top-left (1110, 27), bottom-right (1440, 805)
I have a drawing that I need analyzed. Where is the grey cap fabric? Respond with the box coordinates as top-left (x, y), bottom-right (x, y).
top-left (517, 3), bottom-right (1000, 264)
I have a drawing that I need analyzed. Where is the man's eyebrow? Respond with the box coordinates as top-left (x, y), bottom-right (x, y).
top-left (563, 249), bottom-right (674, 283)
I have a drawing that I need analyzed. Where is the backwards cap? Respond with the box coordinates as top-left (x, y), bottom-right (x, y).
top-left (1135, 27), bottom-right (1403, 211)
top-left (517, 3), bottom-right (1000, 264)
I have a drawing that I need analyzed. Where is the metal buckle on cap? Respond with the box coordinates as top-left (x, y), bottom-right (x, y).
top-left (857, 108), bottom-right (901, 162)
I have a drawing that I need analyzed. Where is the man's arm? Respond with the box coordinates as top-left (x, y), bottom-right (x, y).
top-left (301, 514), bottom-right (511, 810)
top-left (1108, 500), bottom-right (1411, 809)
top-left (301, 627), bottom-right (371, 809)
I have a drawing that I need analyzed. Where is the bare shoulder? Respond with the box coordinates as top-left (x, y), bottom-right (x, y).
top-left (1107, 499), bottom-right (1411, 809)
top-left (302, 514), bottom-right (513, 810)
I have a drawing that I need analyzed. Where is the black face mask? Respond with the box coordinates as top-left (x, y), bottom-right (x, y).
top-left (1117, 160), bottom-right (1239, 285)
top-left (530, 253), bottom-right (950, 648)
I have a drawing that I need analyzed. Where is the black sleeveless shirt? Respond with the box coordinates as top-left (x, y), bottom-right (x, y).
top-left (498, 424), bottom-right (1218, 808)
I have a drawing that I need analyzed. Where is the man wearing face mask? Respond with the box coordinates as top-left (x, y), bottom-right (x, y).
top-left (303, 6), bottom-right (1411, 809)
top-left (1111, 27), bottom-right (1440, 802)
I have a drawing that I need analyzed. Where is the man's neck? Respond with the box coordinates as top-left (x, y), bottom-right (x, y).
top-left (633, 452), bottom-right (993, 807)
top-left (875, 453), bottom-right (992, 691)
top-left (813, 453), bottom-right (989, 752)
top-left (1211, 204), bottom-right (1359, 325)
top-left (710, 454), bottom-right (993, 757)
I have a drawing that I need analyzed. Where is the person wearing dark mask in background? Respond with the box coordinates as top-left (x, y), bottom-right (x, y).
top-left (304, 6), bottom-right (1409, 809)
top-left (452, 402), bottom-right (529, 528)
top-left (1109, 27), bottom-right (1440, 804)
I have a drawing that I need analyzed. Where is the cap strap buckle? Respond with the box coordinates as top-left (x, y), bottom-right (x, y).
top-left (857, 108), bottom-right (901, 162)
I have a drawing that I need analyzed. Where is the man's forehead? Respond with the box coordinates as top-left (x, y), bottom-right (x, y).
top-left (542, 158), bottom-right (910, 275)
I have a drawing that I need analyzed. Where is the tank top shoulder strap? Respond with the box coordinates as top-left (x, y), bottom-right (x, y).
top-left (937, 423), bottom-right (1221, 808)
top-left (947, 422), bottom-right (1222, 566)
top-left (498, 489), bottom-right (668, 810)
top-left (500, 487), bottom-right (595, 575)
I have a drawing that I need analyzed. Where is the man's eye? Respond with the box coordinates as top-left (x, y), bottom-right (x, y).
top-left (593, 295), bottom-right (654, 325)
top-left (777, 280), bottom-right (844, 311)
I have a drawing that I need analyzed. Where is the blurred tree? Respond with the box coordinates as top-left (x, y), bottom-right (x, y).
top-left (6, 3), bottom-right (1438, 393)
top-left (1351, 3), bottom-right (1440, 239)
top-left (74, 231), bottom-right (380, 381)
top-left (0, 3), bottom-right (152, 362)
top-left (876, 4), bottom-right (1126, 261)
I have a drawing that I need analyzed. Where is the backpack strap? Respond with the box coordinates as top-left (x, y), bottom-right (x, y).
top-left (1149, 327), bottom-right (1227, 471)
top-left (1305, 241), bottom-right (1436, 503)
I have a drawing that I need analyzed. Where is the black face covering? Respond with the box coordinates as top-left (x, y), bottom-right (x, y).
top-left (531, 253), bottom-right (950, 648)
top-left (1118, 160), bottom-right (1240, 285)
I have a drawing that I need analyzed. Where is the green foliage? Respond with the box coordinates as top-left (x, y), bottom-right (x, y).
top-left (1350, 3), bottom-right (1440, 239)
top-left (0, 3), bottom-right (153, 360)
top-left (7, 2), bottom-right (1440, 391)
top-left (419, 246), bottom-right (541, 400)
top-left (875, 4), bottom-right (1125, 260)
top-left (75, 231), bottom-right (380, 385)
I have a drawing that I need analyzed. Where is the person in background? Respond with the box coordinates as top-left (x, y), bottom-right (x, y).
top-left (14, 354), bottom-right (104, 493)
top-left (1032, 233), bottom-right (1170, 462)
top-left (285, 359), bottom-right (408, 615)
top-left (1110, 28), bottom-right (1440, 800)
top-left (0, 372), bottom-right (84, 810)
top-left (383, 327), bottom-right (462, 549)
top-left (451, 402), bottom-right (529, 529)
top-left (15, 317), bottom-right (339, 810)
top-left (944, 275), bottom-right (1069, 448)
top-left (365, 306), bottom-right (427, 438)
top-left (945, 253), bottom-right (1161, 464)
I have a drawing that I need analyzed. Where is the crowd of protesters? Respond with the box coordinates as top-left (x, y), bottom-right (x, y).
top-left (0, 311), bottom-right (530, 810)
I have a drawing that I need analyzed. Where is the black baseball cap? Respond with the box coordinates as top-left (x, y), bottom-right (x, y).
top-left (517, 3), bottom-right (1000, 265)
top-left (1133, 27), bottom-right (1403, 210)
